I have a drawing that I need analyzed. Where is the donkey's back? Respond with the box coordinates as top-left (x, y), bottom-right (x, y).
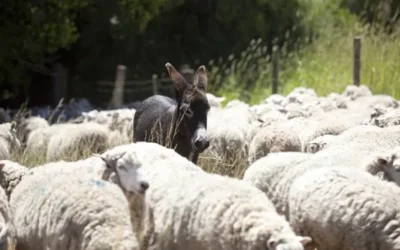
top-left (133, 95), bottom-right (176, 143)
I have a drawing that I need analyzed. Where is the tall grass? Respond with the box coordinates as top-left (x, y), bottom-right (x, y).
top-left (208, 3), bottom-right (400, 105)
top-left (281, 21), bottom-right (400, 98)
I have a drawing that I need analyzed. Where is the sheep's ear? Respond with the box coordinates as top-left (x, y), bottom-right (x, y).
top-left (97, 152), bottom-right (127, 170)
top-left (165, 62), bottom-right (189, 94)
top-left (10, 121), bottom-right (17, 132)
top-left (0, 163), bottom-right (4, 170)
top-left (257, 118), bottom-right (265, 124)
top-left (376, 153), bottom-right (392, 166)
top-left (296, 236), bottom-right (312, 246)
top-left (94, 153), bottom-right (114, 169)
top-left (193, 65), bottom-right (207, 91)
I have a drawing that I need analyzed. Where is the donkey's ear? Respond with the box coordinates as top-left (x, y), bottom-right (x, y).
top-left (193, 65), bottom-right (207, 91)
top-left (165, 62), bottom-right (189, 93)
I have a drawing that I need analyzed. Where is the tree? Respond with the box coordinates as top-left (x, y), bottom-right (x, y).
top-left (0, 0), bottom-right (167, 104)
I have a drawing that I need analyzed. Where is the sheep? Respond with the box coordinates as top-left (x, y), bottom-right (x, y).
top-left (362, 146), bottom-right (400, 185)
top-left (140, 152), bottom-right (312, 250)
top-left (225, 99), bottom-right (249, 109)
top-left (0, 160), bottom-right (29, 198)
top-left (303, 134), bottom-right (337, 153)
top-left (244, 126), bottom-right (400, 220)
top-left (15, 116), bottom-right (49, 146)
top-left (0, 168), bottom-right (11, 250)
top-left (292, 114), bottom-right (353, 151)
top-left (205, 107), bottom-right (251, 165)
top-left (322, 125), bottom-right (400, 151)
top-left (254, 108), bottom-right (288, 125)
top-left (288, 166), bottom-right (400, 250)
top-left (0, 123), bottom-right (21, 160)
top-left (364, 107), bottom-right (400, 127)
top-left (248, 123), bottom-right (301, 164)
top-left (262, 94), bottom-right (285, 106)
top-left (46, 122), bottom-right (110, 162)
top-left (10, 143), bottom-right (152, 250)
top-left (242, 152), bottom-right (313, 217)
top-left (25, 123), bottom-right (80, 156)
top-left (206, 93), bottom-right (226, 108)
top-left (327, 92), bottom-right (349, 109)
top-left (341, 84), bottom-right (372, 100)
top-left (281, 87), bottom-right (318, 108)
top-left (347, 94), bottom-right (398, 110)
top-left (10, 172), bottom-right (140, 250)
top-left (83, 108), bottom-right (135, 137)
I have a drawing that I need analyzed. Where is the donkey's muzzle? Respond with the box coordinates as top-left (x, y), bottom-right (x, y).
top-left (193, 127), bottom-right (210, 153)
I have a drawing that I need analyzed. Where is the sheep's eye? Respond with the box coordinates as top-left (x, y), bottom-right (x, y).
top-left (117, 165), bottom-right (128, 172)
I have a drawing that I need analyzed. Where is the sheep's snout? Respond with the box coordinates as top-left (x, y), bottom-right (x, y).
top-left (117, 165), bottom-right (149, 195)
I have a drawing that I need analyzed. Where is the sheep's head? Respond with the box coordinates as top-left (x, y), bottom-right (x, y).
top-left (304, 135), bottom-right (336, 154)
top-left (0, 122), bottom-right (21, 152)
top-left (305, 142), bottom-right (320, 154)
top-left (373, 147), bottom-right (400, 186)
top-left (266, 235), bottom-right (312, 250)
top-left (96, 150), bottom-right (149, 195)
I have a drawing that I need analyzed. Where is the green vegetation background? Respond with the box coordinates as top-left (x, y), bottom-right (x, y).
top-left (0, 0), bottom-right (399, 105)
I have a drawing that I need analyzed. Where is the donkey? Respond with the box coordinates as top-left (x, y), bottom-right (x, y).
top-left (133, 62), bottom-right (210, 164)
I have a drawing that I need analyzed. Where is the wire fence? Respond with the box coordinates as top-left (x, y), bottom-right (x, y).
top-left (95, 37), bottom-right (363, 107)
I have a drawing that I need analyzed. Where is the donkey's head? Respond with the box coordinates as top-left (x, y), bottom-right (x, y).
top-left (165, 62), bottom-right (210, 154)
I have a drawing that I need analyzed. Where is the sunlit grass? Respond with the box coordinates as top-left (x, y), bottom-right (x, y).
top-left (208, 5), bottom-right (400, 105)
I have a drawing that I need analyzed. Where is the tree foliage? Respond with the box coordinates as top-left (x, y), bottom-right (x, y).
top-left (1, 0), bottom-right (398, 105)
top-left (342, 0), bottom-right (400, 27)
top-left (0, 0), bottom-right (166, 101)
top-left (0, 0), bottom-right (88, 100)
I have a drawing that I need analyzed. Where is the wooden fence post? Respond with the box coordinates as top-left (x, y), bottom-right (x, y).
top-left (152, 74), bottom-right (158, 95)
top-left (272, 45), bottom-right (279, 94)
top-left (353, 37), bottom-right (361, 86)
top-left (110, 65), bottom-right (127, 108)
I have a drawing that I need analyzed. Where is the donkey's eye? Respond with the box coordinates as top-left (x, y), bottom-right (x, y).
top-left (185, 108), bottom-right (194, 118)
top-left (180, 103), bottom-right (193, 117)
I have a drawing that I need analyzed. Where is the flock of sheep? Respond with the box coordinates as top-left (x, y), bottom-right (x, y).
top-left (0, 83), bottom-right (400, 250)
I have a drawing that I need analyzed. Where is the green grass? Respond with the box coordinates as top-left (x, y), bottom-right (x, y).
top-left (281, 22), bottom-right (400, 99)
top-left (207, 6), bottom-right (400, 105)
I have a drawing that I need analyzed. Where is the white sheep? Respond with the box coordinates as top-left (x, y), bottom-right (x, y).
top-left (15, 116), bottom-right (49, 146)
top-left (205, 107), bottom-right (251, 163)
top-left (10, 143), bottom-right (152, 250)
top-left (140, 152), bottom-right (312, 250)
top-left (10, 172), bottom-right (140, 250)
top-left (25, 123), bottom-right (80, 156)
top-left (364, 107), bottom-right (400, 127)
top-left (288, 166), bottom-right (400, 250)
top-left (242, 152), bottom-right (313, 217)
top-left (262, 94), bottom-right (285, 106)
top-left (244, 125), bottom-right (400, 220)
top-left (0, 160), bottom-right (29, 198)
top-left (248, 122), bottom-right (301, 164)
top-left (347, 94), bottom-right (398, 110)
top-left (362, 146), bottom-right (400, 185)
top-left (322, 125), bottom-right (400, 152)
top-left (46, 122), bottom-right (110, 162)
top-left (0, 167), bottom-right (11, 250)
top-left (206, 93), bottom-right (226, 108)
top-left (341, 84), bottom-right (372, 100)
top-left (290, 114), bottom-right (353, 151)
top-left (303, 134), bottom-right (337, 153)
top-left (0, 123), bottom-right (21, 160)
